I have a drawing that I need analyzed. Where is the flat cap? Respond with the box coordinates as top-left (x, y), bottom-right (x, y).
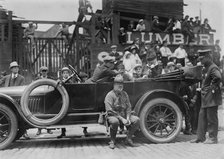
top-left (197, 49), bottom-right (211, 57)
top-left (114, 74), bottom-right (124, 84)
top-left (40, 66), bottom-right (48, 71)
top-left (111, 45), bottom-right (117, 49)
top-left (61, 67), bottom-right (70, 72)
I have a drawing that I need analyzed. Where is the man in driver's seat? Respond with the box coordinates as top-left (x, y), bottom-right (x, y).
top-left (86, 55), bottom-right (119, 83)
top-left (104, 75), bottom-right (140, 149)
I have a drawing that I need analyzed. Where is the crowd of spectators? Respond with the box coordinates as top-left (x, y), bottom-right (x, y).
top-left (118, 15), bottom-right (215, 45)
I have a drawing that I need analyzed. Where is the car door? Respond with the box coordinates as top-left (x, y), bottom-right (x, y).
top-left (64, 83), bottom-right (97, 113)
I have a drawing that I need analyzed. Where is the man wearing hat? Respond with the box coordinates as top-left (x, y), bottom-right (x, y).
top-left (0, 61), bottom-right (25, 87)
top-left (151, 16), bottom-right (162, 32)
top-left (35, 66), bottom-right (53, 135)
top-left (144, 52), bottom-right (162, 78)
top-left (191, 49), bottom-right (222, 144)
top-left (0, 61), bottom-right (29, 139)
top-left (104, 75), bottom-right (140, 149)
top-left (24, 22), bottom-right (38, 48)
top-left (87, 55), bottom-right (118, 83)
top-left (109, 45), bottom-right (123, 69)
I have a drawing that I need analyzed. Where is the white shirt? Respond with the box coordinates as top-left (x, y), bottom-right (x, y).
top-left (160, 46), bottom-right (172, 57)
top-left (11, 73), bottom-right (18, 79)
top-left (135, 24), bottom-right (145, 32)
top-left (173, 21), bottom-right (181, 30)
top-left (173, 47), bottom-right (188, 59)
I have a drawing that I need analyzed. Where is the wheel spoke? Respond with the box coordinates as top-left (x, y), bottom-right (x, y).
top-left (0, 114), bottom-right (5, 122)
top-left (163, 108), bottom-right (168, 115)
top-left (165, 119), bottom-right (176, 122)
top-left (0, 124), bottom-right (9, 128)
top-left (160, 124), bottom-right (163, 136)
top-left (146, 119), bottom-right (157, 123)
top-left (153, 124), bottom-right (160, 133)
top-left (164, 112), bottom-right (174, 119)
top-left (148, 114), bottom-right (157, 119)
top-left (148, 122), bottom-right (159, 129)
top-left (159, 105), bottom-right (162, 114)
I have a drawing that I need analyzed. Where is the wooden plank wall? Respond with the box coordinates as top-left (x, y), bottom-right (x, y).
top-left (103, 0), bottom-right (184, 18)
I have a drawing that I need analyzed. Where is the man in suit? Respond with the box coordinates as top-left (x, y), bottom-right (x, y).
top-left (191, 49), bottom-right (222, 144)
top-left (0, 61), bottom-right (25, 87)
top-left (0, 61), bottom-right (30, 139)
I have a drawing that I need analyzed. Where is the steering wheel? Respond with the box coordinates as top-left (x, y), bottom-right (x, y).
top-left (68, 65), bottom-right (82, 82)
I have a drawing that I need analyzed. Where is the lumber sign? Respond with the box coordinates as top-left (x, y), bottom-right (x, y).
top-left (126, 32), bottom-right (214, 45)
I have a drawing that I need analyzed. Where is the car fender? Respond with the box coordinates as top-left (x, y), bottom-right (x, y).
top-left (0, 93), bottom-right (41, 128)
top-left (134, 89), bottom-right (188, 116)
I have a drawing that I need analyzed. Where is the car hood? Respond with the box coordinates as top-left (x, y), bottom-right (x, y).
top-left (0, 85), bottom-right (55, 97)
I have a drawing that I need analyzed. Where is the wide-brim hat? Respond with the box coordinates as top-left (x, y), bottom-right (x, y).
top-left (40, 66), bottom-right (48, 72)
top-left (9, 61), bottom-right (19, 69)
top-left (61, 67), bottom-right (70, 73)
top-left (103, 55), bottom-right (115, 62)
top-left (114, 74), bottom-right (124, 84)
top-left (98, 52), bottom-right (109, 63)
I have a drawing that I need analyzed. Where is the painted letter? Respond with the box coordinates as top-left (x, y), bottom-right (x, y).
top-left (172, 33), bottom-right (184, 44)
top-left (199, 34), bottom-right (211, 45)
top-left (155, 33), bottom-right (170, 44)
top-left (126, 32), bottom-right (133, 44)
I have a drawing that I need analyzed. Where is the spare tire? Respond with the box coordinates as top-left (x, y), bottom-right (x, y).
top-left (21, 79), bottom-right (69, 126)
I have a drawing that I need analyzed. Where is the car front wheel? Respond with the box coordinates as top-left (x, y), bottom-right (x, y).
top-left (0, 104), bottom-right (18, 150)
top-left (139, 98), bottom-right (182, 143)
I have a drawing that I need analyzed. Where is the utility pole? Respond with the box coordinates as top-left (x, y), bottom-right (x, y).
top-left (199, 2), bottom-right (202, 21)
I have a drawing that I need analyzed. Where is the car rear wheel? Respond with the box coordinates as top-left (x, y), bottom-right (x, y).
top-left (139, 98), bottom-right (182, 143)
top-left (21, 79), bottom-right (69, 126)
top-left (0, 104), bottom-right (18, 150)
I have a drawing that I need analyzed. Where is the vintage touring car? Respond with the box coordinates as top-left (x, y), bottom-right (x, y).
top-left (0, 65), bottom-right (202, 149)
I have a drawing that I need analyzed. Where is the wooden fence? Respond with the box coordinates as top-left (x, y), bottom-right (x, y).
top-left (13, 37), bottom-right (91, 79)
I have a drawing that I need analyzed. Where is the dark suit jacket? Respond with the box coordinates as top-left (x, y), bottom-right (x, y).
top-left (0, 74), bottom-right (25, 87)
top-left (201, 63), bottom-right (222, 108)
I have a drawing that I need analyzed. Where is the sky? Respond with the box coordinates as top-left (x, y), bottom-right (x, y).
top-left (1, 0), bottom-right (224, 53)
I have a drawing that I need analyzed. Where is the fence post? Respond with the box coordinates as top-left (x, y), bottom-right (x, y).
top-left (48, 39), bottom-right (52, 73)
